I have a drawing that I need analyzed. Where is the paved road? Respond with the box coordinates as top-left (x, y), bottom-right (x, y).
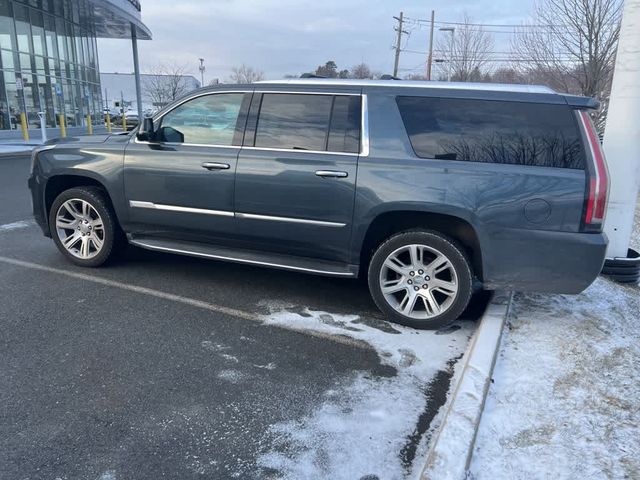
top-left (0, 154), bottom-right (487, 479)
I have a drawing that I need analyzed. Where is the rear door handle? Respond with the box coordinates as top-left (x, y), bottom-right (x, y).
top-left (315, 170), bottom-right (348, 178)
top-left (202, 162), bottom-right (230, 171)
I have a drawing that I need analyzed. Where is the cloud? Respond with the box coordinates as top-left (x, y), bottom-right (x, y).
top-left (97, 0), bottom-right (534, 81)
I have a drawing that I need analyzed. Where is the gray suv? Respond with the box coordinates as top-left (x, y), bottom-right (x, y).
top-left (28, 79), bottom-right (609, 329)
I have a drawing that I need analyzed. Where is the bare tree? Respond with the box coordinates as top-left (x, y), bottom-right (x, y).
top-left (227, 64), bottom-right (264, 84)
top-left (143, 63), bottom-right (190, 109)
top-left (435, 15), bottom-right (494, 82)
top-left (512, 0), bottom-right (622, 130)
top-left (351, 63), bottom-right (373, 79)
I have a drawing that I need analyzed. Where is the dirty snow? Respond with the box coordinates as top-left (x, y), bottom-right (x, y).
top-left (256, 306), bottom-right (475, 480)
top-left (470, 283), bottom-right (639, 477)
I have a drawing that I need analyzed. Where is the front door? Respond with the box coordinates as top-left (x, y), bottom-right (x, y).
top-left (234, 92), bottom-right (362, 262)
top-left (124, 91), bottom-right (251, 242)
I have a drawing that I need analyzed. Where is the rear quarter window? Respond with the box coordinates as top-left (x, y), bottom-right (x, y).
top-left (396, 96), bottom-right (585, 169)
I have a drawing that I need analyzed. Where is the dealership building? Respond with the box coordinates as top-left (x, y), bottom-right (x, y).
top-left (0, 0), bottom-right (150, 136)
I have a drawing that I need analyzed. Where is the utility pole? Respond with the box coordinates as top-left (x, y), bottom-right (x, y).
top-left (393, 11), bottom-right (408, 78)
top-left (199, 58), bottom-right (206, 87)
top-left (426, 10), bottom-right (435, 80)
top-left (439, 27), bottom-right (455, 81)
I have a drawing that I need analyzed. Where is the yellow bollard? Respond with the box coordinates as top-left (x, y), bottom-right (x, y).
top-left (122, 114), bottom-right (127, 131)
top-left (58, 114), bottom-right (66, 138)
top-left (20, 112), bottom-right (29, 142)
top-left (86, 114), bottom-right (93, 135)
top-left (106, 113), bottom-right (112, 133)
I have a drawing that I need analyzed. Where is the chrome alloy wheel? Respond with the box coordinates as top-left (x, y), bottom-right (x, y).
top-left (379, 244), bottom-right (459, 319)
top-left (55, 199), bottom-right (105, 259)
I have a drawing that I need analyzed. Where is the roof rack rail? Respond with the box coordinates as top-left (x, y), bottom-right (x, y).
top-left (300, 73), bottom-right (327, 79)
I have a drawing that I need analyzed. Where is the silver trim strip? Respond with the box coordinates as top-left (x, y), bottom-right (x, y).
top-left (235, 212), bottom-right (346, 227)
top-left (241, 145), bottom-right (358, 156)
top-left (129, 201), bottom-right (345, 227)
top-left (129, 239), bottom-right (355, 277)
top-left (253, 90), bottom-right (360, 96)
top-left (361, 94), bottom-right (370, 157)
top-left (133, 90), bottom-right (367, 156)
top-left (129, 200), bottom-right (234, 217)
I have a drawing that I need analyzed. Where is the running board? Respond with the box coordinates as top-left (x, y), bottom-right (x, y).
top-left (128, 236), bottom-right (358, 278)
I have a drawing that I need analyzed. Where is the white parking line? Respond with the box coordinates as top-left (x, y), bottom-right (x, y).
top-left (0, 219), bottom-right (35, 232)
top-left (0, 255), bottom-right (368, 349)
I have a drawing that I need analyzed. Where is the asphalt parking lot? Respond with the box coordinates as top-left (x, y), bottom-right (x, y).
top-left (0, 153), bottom-right (488, 479)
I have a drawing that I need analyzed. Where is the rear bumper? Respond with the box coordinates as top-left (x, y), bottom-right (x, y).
top-left (482, 228), bottom-right (607, 294)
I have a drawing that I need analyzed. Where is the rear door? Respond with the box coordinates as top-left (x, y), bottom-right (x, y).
top-left (124, 91), bottom-right (251, 240)
top-left (234, 91), bottom-right (362, 262)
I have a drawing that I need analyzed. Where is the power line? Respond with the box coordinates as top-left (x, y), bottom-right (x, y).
top-left (404, 17), bottom-right (564, 29)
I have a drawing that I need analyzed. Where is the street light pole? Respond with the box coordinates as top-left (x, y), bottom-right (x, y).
top-left (439, 27), bottom-right (455, 81)
top-left (199, 58), bottom-right (206, 87)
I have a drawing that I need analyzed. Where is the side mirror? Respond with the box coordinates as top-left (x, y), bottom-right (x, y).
top-left (136, 116), bottom-right (155, 141)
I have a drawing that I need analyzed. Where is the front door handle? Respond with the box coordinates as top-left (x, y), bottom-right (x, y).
top-left (202, 162), bottom-right (230, 171)
top-left (315, 170), bottom-right (348, 178)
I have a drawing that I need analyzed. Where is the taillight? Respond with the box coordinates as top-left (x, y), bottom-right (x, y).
top-left (578, 110), bottom-right (609, 232)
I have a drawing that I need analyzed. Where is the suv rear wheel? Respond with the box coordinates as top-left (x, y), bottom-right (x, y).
top-left (49, 186), bottom-right (121, 267)
top-left (368, 230), bottom-right (473, 329)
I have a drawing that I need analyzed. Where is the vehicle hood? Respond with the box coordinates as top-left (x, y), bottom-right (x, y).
top-left (44, 133), bottom-right (129, 146)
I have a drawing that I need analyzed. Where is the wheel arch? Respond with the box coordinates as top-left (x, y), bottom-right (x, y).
top-left (358, 210), bottom-right (484, 281)
top-left (44, 174), bottom-right (121, 233)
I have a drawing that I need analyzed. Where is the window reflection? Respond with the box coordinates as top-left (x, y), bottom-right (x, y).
top-left (255, 93), bottom-right (333, 151)
top-left (397, 96), bottom-right (586, 169)
top-left (159, 93), bottom-right (244, 145)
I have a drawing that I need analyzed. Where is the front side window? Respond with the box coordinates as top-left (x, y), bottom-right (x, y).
top-left (396, 96), bottom-right (585, 169)
top-left (158, 93), bottom-right (245, 145)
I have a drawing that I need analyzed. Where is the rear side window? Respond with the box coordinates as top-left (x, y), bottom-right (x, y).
top-left (328, 96), bottom-right (361, 154)
top-left (254, 93), bottom-right (361, 153)
top-left (396, 96), bottom-right (585, 169)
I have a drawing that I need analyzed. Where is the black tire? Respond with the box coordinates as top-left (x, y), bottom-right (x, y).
top-left (49, 186), bottom-right (122, 267)
top-left (604, 272), bottom-right (640, 284)
top-left (601, 265), bottom-right (639, 275)
top-left (368, 230), bottom-right (473, 329)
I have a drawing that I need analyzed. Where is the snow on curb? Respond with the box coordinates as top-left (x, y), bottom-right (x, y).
top-left (419, 291), bottom-right (512, 480)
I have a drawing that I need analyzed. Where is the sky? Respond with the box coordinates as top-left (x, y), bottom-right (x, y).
top-left (97, 0), bottom-right (536, 84)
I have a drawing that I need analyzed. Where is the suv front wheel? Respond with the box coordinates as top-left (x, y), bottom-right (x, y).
top-left (368, 230), bottom-right (473, 329)
top-left (49, 186), bottom-right (121, 267)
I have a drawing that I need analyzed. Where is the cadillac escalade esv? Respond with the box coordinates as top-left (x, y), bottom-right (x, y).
top-left (28, 79), bottom-right (609, 329)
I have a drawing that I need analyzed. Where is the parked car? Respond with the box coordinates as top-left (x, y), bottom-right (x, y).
top-left (28, 79), bottom-right (609, 329)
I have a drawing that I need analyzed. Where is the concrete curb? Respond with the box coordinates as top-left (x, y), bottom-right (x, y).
top-left (419, 291), bottom-right (513, 480)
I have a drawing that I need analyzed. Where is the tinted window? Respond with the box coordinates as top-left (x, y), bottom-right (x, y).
top-left (255, 94), bottom-right (333, 151)
top-left (396, 96), bottom-right (585, 169)
top-left (159, 93), bottom-right (245, 145)
top-left (328, 96), bottom-right (361, 154)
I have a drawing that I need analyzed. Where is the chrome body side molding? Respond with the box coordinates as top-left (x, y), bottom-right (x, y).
top-left (129, 201), bottom-right (234, 217)
top-left (129, 201), bottom-right (346, 227)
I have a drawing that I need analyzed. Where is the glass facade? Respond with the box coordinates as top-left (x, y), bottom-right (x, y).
top-left (0, 0), bottom-right (102, 130)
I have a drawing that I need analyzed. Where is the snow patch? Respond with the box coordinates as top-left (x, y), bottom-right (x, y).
top-left (257, 307), bottom-right (475, 479)
top-left (217, 369), bottom-right (246, 384)
top-left (470, 278), bottom-right (640, 479)
top-left (0, 219), bottom-right (34, 232)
